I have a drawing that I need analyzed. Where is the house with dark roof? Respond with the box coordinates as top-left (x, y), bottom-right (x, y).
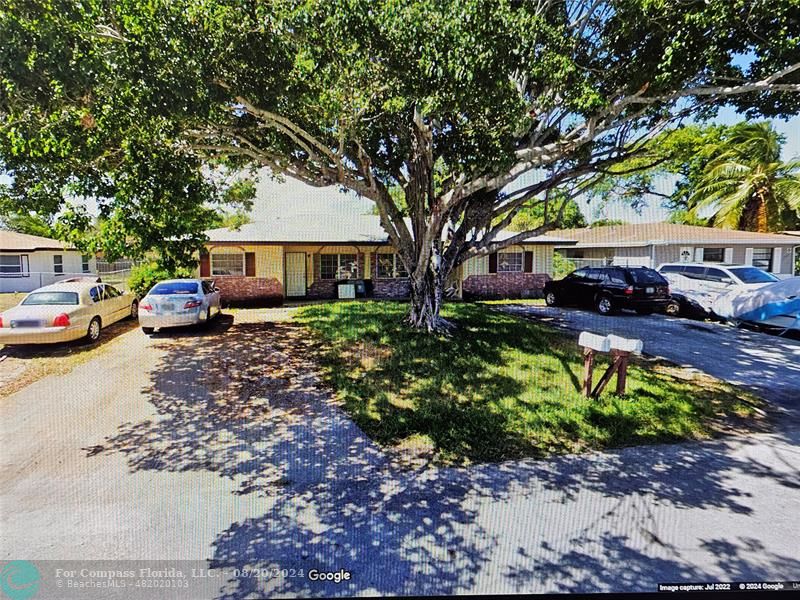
top-left (0, 230), bottom-right (96, 293)
top-left (200, 214), bottom-right (576, 303)
top-left (552, 223), bottom-right (799, 276)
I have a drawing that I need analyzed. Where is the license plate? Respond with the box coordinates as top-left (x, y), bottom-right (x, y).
top-left (11, 320), bottom-right (42, 328)
top-left (161, 303), bottom-right (174, 312)
top-left (645, 287), bottom-right (655, 294)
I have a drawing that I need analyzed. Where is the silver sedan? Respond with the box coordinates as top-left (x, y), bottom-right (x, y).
top-left (138, 279), bottom-right (222, 334)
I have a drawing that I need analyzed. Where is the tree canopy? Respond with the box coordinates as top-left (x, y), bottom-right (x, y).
top-left (2, 0), bottom-right (800, 328)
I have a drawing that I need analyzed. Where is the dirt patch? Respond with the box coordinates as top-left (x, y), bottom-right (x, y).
top-left (0, 319), bottom-right (139, 399)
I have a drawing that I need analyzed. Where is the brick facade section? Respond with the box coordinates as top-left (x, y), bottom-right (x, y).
top-left (462, 273), bottom-right (551, 300)
top-left (373, 278), bottom-right (411, 298)
top-left (213, 277), bottom-right (283, 305)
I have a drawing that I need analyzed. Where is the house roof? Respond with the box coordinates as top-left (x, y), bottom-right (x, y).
top-left (206, 214), bottom-right (575, 246)
top-left (550, 223), bottom-right (800, 248)
top-left (782, 230), bottom-right (800, 237)
top-left (0, 230), bottom-right (72, 252)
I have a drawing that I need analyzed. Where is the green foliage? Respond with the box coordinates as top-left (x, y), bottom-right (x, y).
top-left (0, 209), bottom-right (56, 238)
top-left (212, 210), bottom-right (252, 231)
top-left (590, 218), bottom-right (627, 228)
top-left (667, 210), bottom-right (709, 226)
top-left (552, 251), bottom-right (576, 279)
top-left (295, 301), bottom-right (763, 464)
top-left (508, 196), bottom-right (587, 232)
top-left (128, 262), bottom-right (193, 298)
top-left (688, 122), bottom-right (800, 232)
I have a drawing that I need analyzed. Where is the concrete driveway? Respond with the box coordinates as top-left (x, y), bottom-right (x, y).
top-left (2, 308), bottom-right (799, 597)
top-left (498, 304), bottom-right (800, 422)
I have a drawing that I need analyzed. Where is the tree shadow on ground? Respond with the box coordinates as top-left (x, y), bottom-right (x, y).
top-left (0, 317), bottom-right (138, 359)
top-left (85, 310), bottom-right (800, 597)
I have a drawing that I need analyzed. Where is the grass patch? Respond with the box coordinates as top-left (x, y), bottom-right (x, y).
top-left (295, 301), bottom-right (767, 465)
top-left (0, 293), bottom-right (25, 313)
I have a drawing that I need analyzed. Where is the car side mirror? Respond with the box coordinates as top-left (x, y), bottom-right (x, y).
top-left (720, 277), bottom-right (733, 285)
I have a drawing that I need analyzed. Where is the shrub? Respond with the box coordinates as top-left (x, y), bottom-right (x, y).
top-left (128, 262), bottom-right (193, 298)
top-left (552, 252), bottom-right (577, 279)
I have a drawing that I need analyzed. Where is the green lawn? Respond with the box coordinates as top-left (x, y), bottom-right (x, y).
top-left (295, 301), bottom-right (766, 465)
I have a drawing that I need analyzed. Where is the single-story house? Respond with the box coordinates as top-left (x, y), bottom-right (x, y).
top-left (0, 230), bottom-right (97, 293)
top-left (200, 214), bottom-right (575, 303)
top-left (552, 223), bottom-right (799, 276)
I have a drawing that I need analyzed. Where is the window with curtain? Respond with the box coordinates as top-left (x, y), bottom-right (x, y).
top-left (751, 248), bottom-right (772, 270)
top-left (376, 254), bottom-right (408, 278)
top-left (702, 248), bottom-right (724, 263)
top-left (81, 255), bottom-right (91, 273)
top-left (497, 251), bottom-right (523, 272)
top-left (211, 253), bottom-right (245, 276)
top-left (320, 254), bottom-right (358, 280)
top-left (53, 255), bottom-right (63, 274)
top-left (0, 255), bottom-right (23, 276)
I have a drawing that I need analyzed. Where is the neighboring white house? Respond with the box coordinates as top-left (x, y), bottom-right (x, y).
top-left (552, 223), bottom-right (799, 276)
top-left (0, 230), bottom-right (97, 293)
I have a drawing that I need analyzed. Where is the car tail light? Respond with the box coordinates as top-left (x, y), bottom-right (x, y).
top-left (184, 300), bottom-right (202, 309)
top-left (624, 286), bottom-right (634, 295)
top-left (0, 315), bottom-right (4, 328)
top-left (53, 313), bottom-right (71, 327)
top-left (139, 303), bottom-right (153, 311)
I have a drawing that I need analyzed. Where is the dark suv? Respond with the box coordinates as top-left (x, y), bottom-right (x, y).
top-left (543, 266), bottom-right (671, 315)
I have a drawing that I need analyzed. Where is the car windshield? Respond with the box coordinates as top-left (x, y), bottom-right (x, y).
top-left (149, 282), bottom-right (199, 295)
top-left (21, 291), bottom-right (80, 305)
top-left (628, 268), bottom-right (666, 284)
top-left (728, 267), bottom-right (779, 284)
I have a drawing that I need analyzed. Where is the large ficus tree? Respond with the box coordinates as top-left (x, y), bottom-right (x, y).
top-left (2, 1), bottom-right (800, 330)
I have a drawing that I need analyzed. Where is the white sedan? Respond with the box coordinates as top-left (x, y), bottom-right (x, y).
top-left (0, 280), bottom-right (139, 344)
top-left (138, 278), bottom-right (221, 334)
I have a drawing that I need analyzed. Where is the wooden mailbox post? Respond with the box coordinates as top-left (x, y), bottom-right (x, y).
top-left (578, 332), bottom-right (643, 398)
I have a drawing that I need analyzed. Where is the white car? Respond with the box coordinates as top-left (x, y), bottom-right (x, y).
top-left (657, 263), bottom-right (780, 295)
top-left (138, 278), bottom-right (221, 334)
top-left (0, 280), bottom-right (139, 344)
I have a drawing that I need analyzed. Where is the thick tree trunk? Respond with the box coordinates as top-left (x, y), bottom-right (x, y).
top-left (406, 266), bottom-right (453, 333)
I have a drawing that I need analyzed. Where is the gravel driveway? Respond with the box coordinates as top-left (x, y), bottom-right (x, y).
top-left (2, 307), bottom-right (799, 598)
top-left (498, 305), bottom-right (800, 422)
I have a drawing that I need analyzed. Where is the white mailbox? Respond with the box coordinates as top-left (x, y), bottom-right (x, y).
top-left (578, 331), bottom-right (611, 353)
top-left (607, 334), bottom-right (644, 354)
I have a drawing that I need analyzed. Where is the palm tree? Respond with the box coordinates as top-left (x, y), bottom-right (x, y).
top-left (689, 122), bottom-right (800, 232)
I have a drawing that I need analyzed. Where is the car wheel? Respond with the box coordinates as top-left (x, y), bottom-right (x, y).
top-left (141, 327), bottom-right (154, 335)
top-left (635, 307), bottom-right (655, 316)
top-left (129, 300), bottom-right (139, 320)
top-left (664, 301), bottom-right (681, 316)
top-left (86, 317), bottom-right (102, 343)
top-left (544, 291), bottom-right (559, 307)
top-left (596, 295), bottom-right (615, 315)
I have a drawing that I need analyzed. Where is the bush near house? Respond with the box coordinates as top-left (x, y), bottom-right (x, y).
top-left (296, 301), bottom-right (766, 465)
top-left (128, 263), bottom-right (193, 298)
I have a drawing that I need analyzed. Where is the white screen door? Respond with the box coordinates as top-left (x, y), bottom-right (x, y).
top-left (285, 252), bottom-right (307, 297)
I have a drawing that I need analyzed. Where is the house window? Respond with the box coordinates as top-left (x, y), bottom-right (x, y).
top-left (376, 253), bottom-right (408, 278)
top-left (751, 248), bottom-right (773, 271)
top-left (211, 252), bottom-right (245, 276)
top-left (53, 255), bottom-right (64, 274)
top-left (497, 251), bottom-right (523, 272)
top-left (320, 254), bottom-right (358, 280)
top-left (702, 248), bottom-right (724, 263)
top-left (0, 255), bottom-right (25, 277)
top-left (81, 254), bottom-right (91, 273)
